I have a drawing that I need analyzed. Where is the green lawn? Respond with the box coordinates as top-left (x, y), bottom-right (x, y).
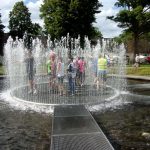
top-left (0, 65), bottom-right (150, 76)
top-left (127, 64), bottom-right (150, 67)
top-left (0, 65), bottom-right (5, 75)
top-left (126, 64), bottom-right (150, 76)
top-left (109, 64), bottom-right (150, 76)
top-left (127, 66), bottom-right (150, 76)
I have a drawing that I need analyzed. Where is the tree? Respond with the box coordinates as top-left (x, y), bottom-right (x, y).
top-left (40, 0), bottom-right (102, 42)
top-left (32, 23), bottom-right (42, 37)
top-left (9, 1), bottom-right (33, 39)
top-left (107, 0), bottom-right (150, 57)
top-left (0, 13), bottom-right (5, 56)
top-left (0, 13), bottom-right (4, 35)
top-left (90, 27), bottom-right (102, 45)
top-left (114, 32), bottom-right (132, 44)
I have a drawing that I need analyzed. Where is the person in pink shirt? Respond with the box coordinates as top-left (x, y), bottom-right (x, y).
top-left (75, 57), bottom-right (80, 86)
top-left (49, 50), bottom-right (57, 88)
top-left (78, 57), bottom-right (86, 86)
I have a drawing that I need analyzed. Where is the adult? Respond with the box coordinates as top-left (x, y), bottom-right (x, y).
top-left (47, 50), bottom-right (57, 88)
top-left (75, 57), bottom-right (80, 86)
top-left (78, 57), bottom-right (86, 86)
top-left (90, 55), bottom-right (98, 86)
top-left (97, 54), bottom-right (107, 89)
top-left (46, 56), bottom-right (52, 87)
top-left (81, 57), bottom-right (86, 85)
top-left (25, 50), bottom-right (37, 94)
top-left (67, 58), bottom-right (76, 95)
top-left (49, 50), bottom-right (56, 60)
top-left (57, 57), bottom-right (65, 96)
top-left (133, 54), bottom-right (140, 68)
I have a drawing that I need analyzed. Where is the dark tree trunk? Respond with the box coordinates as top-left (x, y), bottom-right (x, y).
top-left (133, 33), bottom-right (139, 62)
top-left (0, 33), bottom-right (4, 56)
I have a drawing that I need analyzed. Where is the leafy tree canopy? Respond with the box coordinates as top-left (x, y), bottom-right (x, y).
top-left (0, 13), bottom-right (5, 35)
top-left (9, 1), bottom-right (33, 39)
top-left (40, 0), bottom-right (102, 40)
top-left (114, 32), bottom-right (132, 44)
top-left (108, 0), bottom-right (150, 36)
top-left (108, 0), bottom-right (150, 55)
top-left (31, 23), bottom-right (42, 37)
top-left (9, 1), bottom-right (41, 39)
top-left (0, 13), bottom-right (5, 56)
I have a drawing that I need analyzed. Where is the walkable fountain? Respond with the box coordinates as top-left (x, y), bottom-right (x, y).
top-left (3, 35), bottom-right (126, 105)
top-left (2, 34), bottom-right (127, 150)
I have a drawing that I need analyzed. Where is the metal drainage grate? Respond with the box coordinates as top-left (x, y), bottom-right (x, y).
top-left (51, 105), bottom-right (114, 150)
top-left (54, 105), bottom-right (90, 117)
top-left (51, 133), bottom-right (114, 150)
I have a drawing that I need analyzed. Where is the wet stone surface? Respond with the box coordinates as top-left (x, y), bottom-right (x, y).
top-left (93, 104), bottom-right (150, 150)
top-left (0, 79), bottom-right (52, 150)
top-left (0, 106), bottom-right (52, 150)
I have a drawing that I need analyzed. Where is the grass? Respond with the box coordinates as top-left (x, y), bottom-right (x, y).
top-left (127, 64), bottom-right (150, 67)
top-left (0, 65), bottom-right (5, 75)
top-left (0, 64), bottom-right (150, 76)
top-left (127, 66), bottom-right (150, 76)
top-left (108, 64), bottom-right (150, 76)
top-left (126, 63), bottom-right (150, 76)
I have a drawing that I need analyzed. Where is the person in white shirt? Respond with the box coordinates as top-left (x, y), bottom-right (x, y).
top-left (57, 57), bottom-right (65, 96)
top-left (134, 54), bottom-right (140, 68)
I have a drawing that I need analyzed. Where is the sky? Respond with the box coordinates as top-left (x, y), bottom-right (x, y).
top-left (0, 0), bottom-right (123, 38)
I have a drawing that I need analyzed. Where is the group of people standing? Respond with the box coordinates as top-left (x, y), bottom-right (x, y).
top-left (46, 51), bottom-right (66, 96)
top-left (46, 51), bottom-right (86, 96)
top-left (25, 49), bottom-right (108, 96)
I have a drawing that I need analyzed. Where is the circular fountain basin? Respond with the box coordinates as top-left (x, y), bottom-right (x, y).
top-left (10, 83), bottom-right (119, 105)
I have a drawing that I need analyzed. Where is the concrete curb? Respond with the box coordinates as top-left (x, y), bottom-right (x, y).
top-left (125, 75), bottom-right (150, 81)
top-left (108, 74), bottom-right (150, 81)
top-left (1, 74), bottom-right (150, 81)
top-left (0, 75), bottom-right (7, 79)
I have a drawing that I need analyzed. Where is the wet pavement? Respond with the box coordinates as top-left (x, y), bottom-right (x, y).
top-left (0, 107), bottom-right (51, 150)
top-left (93, 104), bottom-right (150, 150)
top-left (0, 79), bottom-right (52, 150)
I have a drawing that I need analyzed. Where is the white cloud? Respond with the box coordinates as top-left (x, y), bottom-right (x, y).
top-left (26, 0), bottom-right (44, 26)
top-left (0, 0), bottom-right (44, 32)
top-left (94, 0), bottom-right (123, 38)
top-left (0, 0), bottom-right (23, 32)
top-left (0, 0), bottom-right (21, 10)
top-left (0, 0), bottom-right (123, 38)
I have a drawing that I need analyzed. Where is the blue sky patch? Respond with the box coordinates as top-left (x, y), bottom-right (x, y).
top-left (24, 0), bottom-right (37, 4)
